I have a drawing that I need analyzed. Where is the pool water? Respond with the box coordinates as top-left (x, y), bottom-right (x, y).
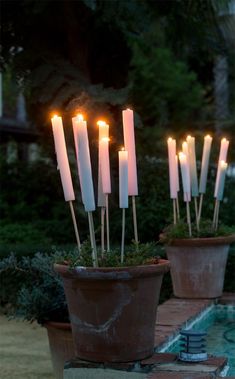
top-left (167, 305), bottom-right (235, 376)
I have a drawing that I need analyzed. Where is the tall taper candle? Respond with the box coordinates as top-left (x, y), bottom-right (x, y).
top-left (51, 115), bottom-right (75, 201)
top-left (72, 115), bottom-right (95, 212)
top-left (122, 109), bottom-right (138, 196)
top-left (100, 137), bottom-right (111, 194)
top-left (167, 138), bottom-right (177, 199)
top-left (199, 135), bottom-right (212, 194)
top-left (97, 121), bottom-right (109, 207)
top-left (216, 160), bottom-right (228, 201)
top-left (179, 152), bottom-right (191, 201)
top-left (214, 138), bottom-right (229, 197)
top-left (119, 149), bottom-right (128, 208)
top-left (186, 135), bottom-right (198, 197)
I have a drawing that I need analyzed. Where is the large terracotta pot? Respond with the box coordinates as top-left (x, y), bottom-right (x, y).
top-left (165, 235), bottom-right (235, 299)
top-left (54, 260), bottom-right (170, 363)
top-left (44, 322), bottom-right (75, 379)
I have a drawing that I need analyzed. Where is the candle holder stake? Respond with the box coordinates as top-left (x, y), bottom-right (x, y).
top-left (121, 208), bottom-right (126, 264)
top-left (69, 201), bottom-right (81, 251)
top-left (132, 196), bottom-right (139, 243)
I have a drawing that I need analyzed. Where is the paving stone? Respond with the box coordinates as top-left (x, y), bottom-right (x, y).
top-left (219, 292), bottom-right (235, 305)
top-left (156, 299), bottom-right (212, 327)
top-left (64, 368), bottom-right (147, 379)
top-left (147, 372), bottom-right (213, 379)
top-left (202, 356), bottom-right (227, 367)
top-left (141, 353), bottom-right (177, 366)
top-left (150, 362), bottom-right (221, 374)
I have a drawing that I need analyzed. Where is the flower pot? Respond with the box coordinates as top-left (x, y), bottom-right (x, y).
top-left (165, 235), bottom-right (235, 299)
top-left (54, 260), bottom-right (170, 363)
top-left (44, 322), bottom-right (75, 379)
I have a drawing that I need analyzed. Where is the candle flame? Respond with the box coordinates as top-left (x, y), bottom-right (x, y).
top-left (186, 135), bottom-right (192, 140)
top-left (97, 120), bottom-right (107, 127)
top-left (222, 137), bottom-right (227, 142)
top-left (205, 134), bottom-right (211, 139)
top-left (179, 152), bottom-right (186, 161)
top-left (51, 114), bottom-right (59, 120)
top-left (121, 147), bottom-right (125, 151)
top-left (101, 137), bottom-right (110, 142)
top-left (77, 114), bottom-right (84, 121)
top-left (168, 137), bottom-right (173, 142)
top-left (182, 141), bottom-right (188, 149)
top-left (220, 160), bottom-right (227, 169)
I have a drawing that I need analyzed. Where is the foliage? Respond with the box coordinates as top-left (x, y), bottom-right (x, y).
top-left (0, 223), bottom-right (52, 245)
top-left (0, 252), bottom-right (70, 324)
top-left (160, 219), bottom-right (235, 243)
top-left (130, 37), bottom-right (204, 126)
top-left (58, 240), bottom-right (160, 268)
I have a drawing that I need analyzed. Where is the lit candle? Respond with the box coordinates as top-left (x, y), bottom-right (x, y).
top-left (179, 152), bottom-right (191, 201)
top-left (119, 149), bottom-right (128, 208)
top-left (186, 135), bottom-right (198, 197)
top-left (182, 141), bottom-right (191, 198)
top-left (100, 137), bottom-right (111, 194)
top-left (199, 135), bottom-right (212, 194)
top-left (72, 114), bottom-right (95, 212)
top-left (175, 155), bottom-right (180, 192)
top-left (97, 121), bottom-right (109, 206)
top-left (51, 115), bottom-right (75, 202)
top-left (214, 138), bottom-right (229, 197)
top-left (122, 109), bottom-right (138, 196)
top-left (167, 138), bottom-right (177, 199)
top-left (216, 161), bottom-right (228, 201)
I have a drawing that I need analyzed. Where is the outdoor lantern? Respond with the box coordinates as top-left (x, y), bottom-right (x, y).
top-left (179, 329), bottom-right (208, 362)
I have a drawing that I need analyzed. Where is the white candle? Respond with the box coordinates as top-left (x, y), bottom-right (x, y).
top-left (72, 115), bottom-right (95, 212)
top-left (175, 155), bottom-right (180, 192)
top-left (182, 141), bottom-right (191, 196)
top-left (97, 121), bottom-right (109, 206)
top-left (216, 161), bottom-right (228, 201)
top-left (179, 152), bottom-right (191, 202)
top-left (186, 135), bottom-right (198, 197)
top-left (199, 135), bottom-right (212, 194)
top-left (122, 109), bottom-right (138, 196)
top-left (167, 138), bottom-right (177, 199)
top-left (100, 137), bottom-right (111, 194)
top-left (51, 115), bottom-right (75, 202)
top-left (119, 149), bottom-right (128, 208)
top-left (214, 138), bottom-right (229, 197)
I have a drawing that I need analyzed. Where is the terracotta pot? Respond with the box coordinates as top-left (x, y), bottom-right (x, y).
top-left (165, 235), bottom-right (235, 299)
top-left (54, 260), bottom-right (170, 362)
top-left (44, 322), bottom-right (75, 379)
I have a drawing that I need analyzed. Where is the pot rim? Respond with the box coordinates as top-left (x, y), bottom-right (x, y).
top-left (54, 259), bottom-right (170, 280)
top-left (163, 234), bottom-right (235, 247)
top-left (43, 321), bottom-right (71, 330)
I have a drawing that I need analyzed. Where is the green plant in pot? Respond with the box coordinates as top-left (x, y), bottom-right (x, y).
top-left (160, 220), bottom-right (235, 299)
top-left (162, 136), bottom-right (235, 299)
top-left (54, 241), bottom-right (170, 363)
top-left (0, 251), bottom-right (76, 379)
top-left (50, 112), bottom-right (170, 364)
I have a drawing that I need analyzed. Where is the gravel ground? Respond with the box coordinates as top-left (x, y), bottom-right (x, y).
top-left (0, 315), bottom-right (54, 379)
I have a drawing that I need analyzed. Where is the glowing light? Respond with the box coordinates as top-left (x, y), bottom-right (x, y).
top-left (97, 120), bottom-right (107, 127)
top-left (77, 114), bottom-right (84, 121)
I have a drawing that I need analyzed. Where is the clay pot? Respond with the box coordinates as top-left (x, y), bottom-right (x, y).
top-left (54, 260), bottom-right (170, 363)
top-left (44, 322), bottom-right (75, 379)
top-left (165, 235), bottom-right (235, 299)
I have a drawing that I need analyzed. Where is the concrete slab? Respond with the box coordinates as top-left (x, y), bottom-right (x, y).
top-left (64, 368), bottom-right (147, 379)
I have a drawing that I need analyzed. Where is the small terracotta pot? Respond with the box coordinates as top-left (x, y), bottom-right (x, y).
top-left (54, 260), bottom-right (170, 362)
top-left (44, 322), bottom-right (75, 379)
top-left (165, 235), bottom-right (235, 299)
